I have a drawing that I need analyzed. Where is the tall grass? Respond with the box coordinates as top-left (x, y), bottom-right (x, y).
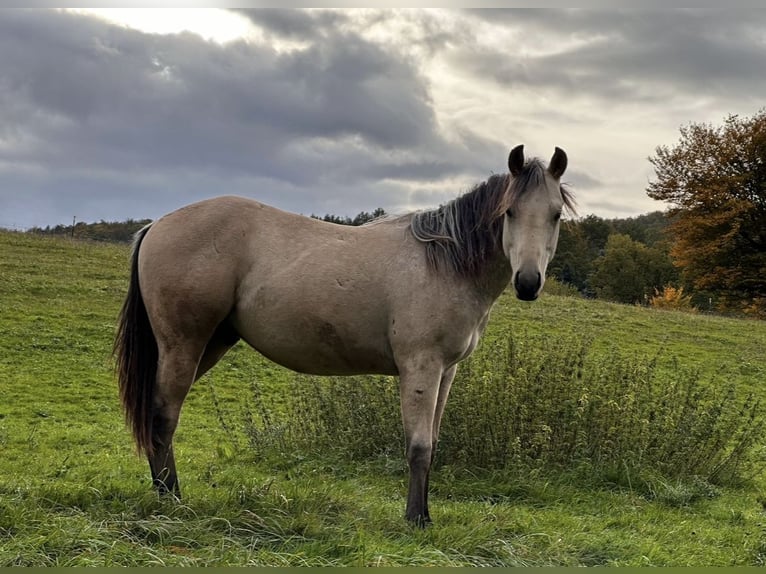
top-left (245, 334), bottom-right (765, 492)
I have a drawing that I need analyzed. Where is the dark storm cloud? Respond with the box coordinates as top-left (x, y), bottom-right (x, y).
top-left (0, 9), bottom-right (502, 228)
top-left (1, 10), bottom-right (434, 169)
top-left (235, 8), bottom-right (349, 41)
top-left (459, 9), bottom-right (766, 103)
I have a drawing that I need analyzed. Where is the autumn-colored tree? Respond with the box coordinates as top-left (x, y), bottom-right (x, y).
top-left (647, 110), bottom-right (766, 318)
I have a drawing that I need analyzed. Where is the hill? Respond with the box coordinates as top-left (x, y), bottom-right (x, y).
top-left (1, 230), bottom-right (766, 566)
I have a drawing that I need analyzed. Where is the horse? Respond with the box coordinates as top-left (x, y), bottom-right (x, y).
top-left (114, 144), bottom-right (573, 526)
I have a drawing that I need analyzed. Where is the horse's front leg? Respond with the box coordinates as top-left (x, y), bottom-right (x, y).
top-left (398, 357), bottom-right (443, 527)
top-left (423, 364), bottom-right (457, 521)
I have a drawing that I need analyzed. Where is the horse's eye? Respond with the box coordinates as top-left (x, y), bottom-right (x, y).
top-left (506, 209), bottom-right (513, 218)
top-left (553, 211), bottom-right (562, 222)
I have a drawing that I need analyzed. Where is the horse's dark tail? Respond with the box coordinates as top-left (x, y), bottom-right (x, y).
top-left (114, 224), bottom-right (157, 457)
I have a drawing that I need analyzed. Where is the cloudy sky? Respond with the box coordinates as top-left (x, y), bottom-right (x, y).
top-left (1, 8), bottom-right (765, 229)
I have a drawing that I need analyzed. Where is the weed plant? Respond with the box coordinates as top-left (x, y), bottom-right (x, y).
top-left (246, 334), bottom-right (765, 494)
top-left (444, 335), bottom-right (765, 492)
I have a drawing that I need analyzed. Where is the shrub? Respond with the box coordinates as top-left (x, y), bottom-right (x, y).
top-left (243, 374), bottom-right (404, 471)
top-left (542, 277), bottom-right (581, 298)
top-left (649, 285), bottom-right (697, 312)
top-left (743, 297), bottom-right (766, 320)
top-left (441, 336), bottom-right (764, 487)
top-left (244, 335), bottom-right (765, 489)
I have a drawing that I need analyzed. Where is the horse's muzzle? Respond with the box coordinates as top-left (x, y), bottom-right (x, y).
top-left (514, 269), bottom-right (541, 301)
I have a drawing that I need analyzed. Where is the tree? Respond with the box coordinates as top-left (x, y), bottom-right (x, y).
top-left (548, 215), bottom-right (615, 295)
top-left (352, 207), bottom-right (386, 225)
top-left (589, 234), bottom-right (676, 305)
top-left (547, 223), bottom-right (591, 292)
top-left (579, 214), bottom-right (613, 256)
top-left (610, 211), bottom-right (671, 247)
top-left (311, 208), bottom-right (387, 226)
top-left (647, 110), bottom-right (766, 317)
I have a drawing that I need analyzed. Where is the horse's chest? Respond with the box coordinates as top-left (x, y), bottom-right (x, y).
top-left (438, 325), bottom-right (482, 368)
top-left (446, 311), bottom-right (491, 366)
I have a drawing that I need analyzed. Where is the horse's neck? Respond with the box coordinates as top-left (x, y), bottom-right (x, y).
top-left (474, 251), bottom-right (513, 305)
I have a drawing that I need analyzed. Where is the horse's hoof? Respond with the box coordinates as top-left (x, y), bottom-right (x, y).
top-left (153, 480), bottom-right (182, 500)
top-left (405, 514), bottom-right (432, 528)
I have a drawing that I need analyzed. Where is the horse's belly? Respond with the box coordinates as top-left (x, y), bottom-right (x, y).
top-left (270, 345), bottom-right (398, 376)
top-left (233, 313), bottom-right (398, 376)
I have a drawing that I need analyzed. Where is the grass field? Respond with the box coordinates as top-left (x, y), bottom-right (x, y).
top-left (2, 230), bottom-right (766, 566)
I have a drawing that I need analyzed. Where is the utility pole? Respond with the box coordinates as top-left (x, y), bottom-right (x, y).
top-left (72, 216), bottom-right (76, 239)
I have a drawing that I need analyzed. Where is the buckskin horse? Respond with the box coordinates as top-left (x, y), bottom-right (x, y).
top-left (115, 144), bottom-right (573, 526)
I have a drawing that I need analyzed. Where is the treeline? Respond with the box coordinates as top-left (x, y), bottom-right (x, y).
top-left (310, 203), bottom-right (759, 317)
top-left (28, 219), bottom-right (153, 243)
top-left (310, 207), bottom-right (387, 226)
top-left (548, 211), bottom-right (679, 306)
top-left (25, 209), bottom-right (389, 243)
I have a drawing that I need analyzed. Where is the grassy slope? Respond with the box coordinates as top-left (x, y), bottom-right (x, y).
top-left (1, 230), bottom-right (766, 566)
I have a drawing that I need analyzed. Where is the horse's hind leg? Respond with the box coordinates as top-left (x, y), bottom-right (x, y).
top-left (196, 320), bottom-right (240, 381)
top-left (150, 322), bottom-right (239, 496)
top-left (149, 342), bottom-right (201, 496)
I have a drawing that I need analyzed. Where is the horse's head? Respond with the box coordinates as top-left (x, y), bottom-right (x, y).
top-left (502, 145), bottom-right (569, 301)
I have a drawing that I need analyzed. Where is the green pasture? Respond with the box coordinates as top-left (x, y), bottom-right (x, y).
top-left (1, 230), bottom-right (766, 566)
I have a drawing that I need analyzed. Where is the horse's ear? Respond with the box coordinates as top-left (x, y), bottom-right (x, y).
top-left (548, 146), bottom-right (567, 179)
top-left (508, 144), bottom-right (525, 176)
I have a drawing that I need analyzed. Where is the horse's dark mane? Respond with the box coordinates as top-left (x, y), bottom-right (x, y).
top-left (410, 159), bottom-right (575, 279)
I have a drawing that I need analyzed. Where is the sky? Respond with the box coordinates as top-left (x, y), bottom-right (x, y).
top-left (1, 8), bottom-right (765, 230)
